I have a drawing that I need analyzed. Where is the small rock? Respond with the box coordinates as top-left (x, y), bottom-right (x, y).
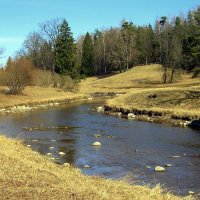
top-left (51, 157), bottom-right (55, 160)
top-left (146, 166), bottom-right (152, 169)
top-left (127, 113), bottom-right (136, 119)
top-left (32, 139), bottom-right (38, 142)
top-left (170, 155), bottom-right (181, 158)
top-left (94, 134), bottom-right (101, 138)
top-left (189, 120), bottom-right (200, 130)
top-left (92, 141), bottom-right (102, 146)
top-left (88, 97), bottom-right (93, 100)
top-left (49, 147), bottom-right (54, 149)
top-left (188, 191), bottom-right (195, 195)
top-left (47, 153), bottom-right (52, 156)
top-left (27, 144), bottom-right (31, 147)
top-left (84, 164), bottom-right (90, 168)
top-left (59, 152), bottom-right (66, 155)
top-left (155, 166), bottom-right (165, 172)
top-left (63, 163), bottom-right (70, 167)
top-left (165, 164), bottom-right (172, 167)
top-left (147, 117), bottom-right (154, 122)
top-left (118, 112), bottom-right (122, 117)
top-left (51, 140), bottom-right (56, 142)
top-left (148, 94), bottom-right (157, 98)
top-left (97, 106), bottom-right (104, 113)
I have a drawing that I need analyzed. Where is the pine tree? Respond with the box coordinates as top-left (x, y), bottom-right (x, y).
top-left (81, 32), bottom-right (94, 76)
top-left (191, 7), bottom-right (200, 68)
top-left (55, 20), bottom-right (75, 74)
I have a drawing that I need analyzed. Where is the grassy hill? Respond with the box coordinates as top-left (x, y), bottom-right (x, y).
top-left (80, 64), bottom-right (200, 120)
top-left (80, 64), bottom-right (200, 94)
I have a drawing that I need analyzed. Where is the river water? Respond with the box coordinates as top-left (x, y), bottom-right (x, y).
top-left (0, 100), bottom-right (200, 196)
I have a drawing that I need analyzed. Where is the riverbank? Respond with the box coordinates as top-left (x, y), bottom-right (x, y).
top-left (0, 135), bottom-right (195, 200)
top-left (79, 65), bottom-right (200, 125)
top-left (1, 65), bottom-right (199, 121)
top-left (104, 86), bottom-right (200, 126)
top-left (0, 86), bottom-right (89, 115)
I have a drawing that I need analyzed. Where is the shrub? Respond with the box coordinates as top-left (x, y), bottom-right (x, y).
top-left (4, 58), bottom-right (34, 94)
top-left (32, 69), bottom-right (54, 87)
top-left (192, 67), bottom-right (200, 78)
top-left (59, 75), bottom-right (79, 92)
top-left (32, 69), bottom-right (79, 92)
top-left (0, 69), bottom-right (5, 86)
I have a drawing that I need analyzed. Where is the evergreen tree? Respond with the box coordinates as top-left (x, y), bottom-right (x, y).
top-left (81, 32), bottom-right (94, 76)
top-left (191, 7), bottom-right (200, 68)
top-left (55, 19), bottom-right (75, 74)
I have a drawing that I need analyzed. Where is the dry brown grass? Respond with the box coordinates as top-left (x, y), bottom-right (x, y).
top-left (107, 86), bottom-right (200, 120)
top-left (79, 64), bottom-right (200, 119)
top-left (0, 135), bottom-right (195, 200)
top-left (0, 86), bottom-right (85, 109)
top-left (79, 64), bottom-right (200, 94)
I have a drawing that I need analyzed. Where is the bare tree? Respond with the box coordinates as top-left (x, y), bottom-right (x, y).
top-left (39, 18), bottom-right (63, 72)
top-left (40, 18), bottom-right (63, 49)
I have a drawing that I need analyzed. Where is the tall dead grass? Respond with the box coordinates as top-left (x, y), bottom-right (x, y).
top-left (0, 135), bottom-right (195, 200)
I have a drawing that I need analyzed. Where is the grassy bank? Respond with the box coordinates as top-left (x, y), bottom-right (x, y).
top-left (106, 86), bottom-right (200, 120)
top-left (0, 86), bottom-right (87, 110)
top-left (0, 64), bottom-right (199, 120)
top-left (0, 135), bottom-right (194, 200)
top-left (80, 64), bottom-right (200, 120)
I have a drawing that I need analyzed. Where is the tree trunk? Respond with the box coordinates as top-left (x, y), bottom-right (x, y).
top-left (170, 68), bottom-right (176, 83)
top-left (146, 56), bottom-right (148, 65)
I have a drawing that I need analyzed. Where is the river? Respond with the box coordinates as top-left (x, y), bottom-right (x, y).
top-left (0, 100), bottom-right (200, 196)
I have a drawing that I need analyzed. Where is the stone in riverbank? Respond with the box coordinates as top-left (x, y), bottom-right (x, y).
top-left (97, 106), bottom-right (104, 113)
top-left (127, 113), bottom-right (136, 119)
top-left (189, 120), bottom-right (200, 130)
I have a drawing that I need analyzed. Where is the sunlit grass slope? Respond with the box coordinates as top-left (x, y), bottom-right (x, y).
top-left (80, 64), bottom-right (200, 119)
top-left (80, 64), bottom-right (200, 94)
top-left (0, 135), bottom-right (194, 200)
top-left (0, 86), bottom-right (85, 109)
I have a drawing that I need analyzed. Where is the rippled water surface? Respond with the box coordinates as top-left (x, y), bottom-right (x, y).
top-left (0, 100), bottom-right (200, 195)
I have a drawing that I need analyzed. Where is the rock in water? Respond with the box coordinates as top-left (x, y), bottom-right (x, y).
top-left (97, 106), bottom-right (104, 113)
top-left (189, 120), bottom-right (200, 130)
top-left (84, 164), bottom-right (90, 168)
top-left (155, 166), bottom-right (165, 172)
top-left (59, 152), bottom-right (66, 155)
top-left (165, 164), bottom-right (172, 167)
top-left (188, 191), bottom-right (195, 195)
top-left (127, 113), bottom-right (136, 119)
top-left (92, 141), bottom-right (102, 146)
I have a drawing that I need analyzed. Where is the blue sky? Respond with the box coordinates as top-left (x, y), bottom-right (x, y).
top-left (0, 0), bottom-right (200, 65)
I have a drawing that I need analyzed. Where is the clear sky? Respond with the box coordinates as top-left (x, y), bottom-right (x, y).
top-left (0, 0), bottom-right (200, 65)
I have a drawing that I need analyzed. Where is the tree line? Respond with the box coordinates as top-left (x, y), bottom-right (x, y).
top-left (5, 6), bottom-right (200, 82)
